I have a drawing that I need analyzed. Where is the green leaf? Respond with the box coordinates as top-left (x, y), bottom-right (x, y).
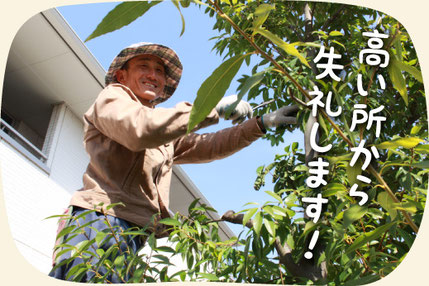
top-left (265, 190), bottom-right (283, 204)
top-left (254, 28), bottom-right (310, 68)
top-left (206, 241), bottom-right (216, 249)
top-left (292, 41), bottom-right (321, 48)
top-left (263, 205), bottom-right (275, 216)
top-left (411, 160), bottom-right (429, 169)
top-left (312, 30), bottom-right (327, 37)
top-left (392, 31), bottom-right (402, 61)
top-left (74, 209), bottom-right (96, 221)
top-left (393, 59), bottom-right (423, 83)
top-left (377, 137), bottom-right (424, 150)
top-left (71, 240), bottom-right (92, 257)
top-left (367, 208), bottom-right (384, 219)
top-left (188, 54), bottom-right (246, 132)
top-left (284, 192), bottom-right (297, 208)
top-left (410, 124), bottom-right (423, 135)
top-left (243, 201), bottom-right (259, 206)
top-left (343, 274), bottom-right (379, 286)
top-left (171, 0), bottom-right (185, 36)
top-left (271, 206), bottom-right (287, 217)
top-left (394, 201), bottom-right (417, 213)
top-left (159, 218), bottom-right (180, 226)
top-left (323, 153), bottom-right (352, 164)
top-left (153, 254), bottom-right (172, 264)
top-left (286, 234), bottom-right (295, 250)
top-left (186, 253), bottom-right (194, 269)
top-left (346, 221), bottom-right (396, 254)
top-left (252, 4), bottom-right (275, 29)
top-left (388, 57), bottom-right (408, 105)
top-left (179, 270), bottom-right (186, 281)
top-left (198, 273), bottom-right (219, 281)
top-left (85, 1), bottom-right (162, 42)
top-left (43, 214), bottom-right (72, 221)
top-left (346, 160), bottom-right (362, 187)
top-left (66, 263), bottom-right (89, 280)
top-left (56, 225), bottom-right (77, 240)
top-left (322, 183), bottom-right (347, 197)
top-left (192, 220), bottom-right (201, 236)
top-left (190, 0), bottom-right (210, 8)
top-left (377, 192), bottom-right (397, 220)
top-left (105, 202), bottom-right (126, 211)
top-left (397, 136), bottom-right (416, 151)
top-left (155, 246), bottom-right (175, 253)
top-left (263, 218), bottom-right (276, 238)
top-left (188, 198), bottom-right (200, 213)
top-left (303, 221), bottom-right (316, 235)
top-left (114, 255), bottom-right (125, 267)
top-left (285, 208), bottom-right (296, 218)
top-left (148, 233), bottom-right (157, 249)
top-left (318, 113), bottom-right (329, 135)
top-left (343, 205), bottom-right (367, 228)
top-left (253, 211), bottom-right (263, 235)
top-left (225, 70), bottom-right (266, 118)
top-left (96, 248), bottom-right (104, 257)
top-left (291, 142), bottom-right (299, 151)
top-left (329, 31), bottom-right (344, 37)
top-left (397, 228), bottom-right (415, 248)
top-left (293, 164), bottom-right (308, 172)
top-left (331, 40), bottom-right (346, 50)
top-left (243, 207), bottom-right (258, 226)
top-left (122, 230), bottom-right (148, 236)
top-left (180, 0), bottom-right (191, 8)
top-left (95, 231), bottom-right (108, 247)
top-left (221, 0), bottom-right (238, 5)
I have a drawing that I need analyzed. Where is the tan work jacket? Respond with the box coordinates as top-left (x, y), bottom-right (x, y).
top-left (70, 84), bottom-right (265, 230)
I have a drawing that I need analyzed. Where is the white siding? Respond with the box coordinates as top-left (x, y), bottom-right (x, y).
top-left (1, 139), bottom-right (71, 274)
top-left (1, 106), bottom-right (88, 274)
top-left (48, 105), bottom-right (89, 194)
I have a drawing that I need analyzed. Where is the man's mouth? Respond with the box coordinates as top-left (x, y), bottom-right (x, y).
top-left (142, 82), bottom-right (157, 89)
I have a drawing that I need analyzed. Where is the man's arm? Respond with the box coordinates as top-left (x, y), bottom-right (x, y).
top-left (86, 84), bottom-right (219, 151)
top-left (172, 117), bottom-right (265, 164)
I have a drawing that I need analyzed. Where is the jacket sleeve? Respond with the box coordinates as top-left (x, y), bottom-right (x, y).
top-left (85, 85), bottom-right (219, 151)
top-left (172, 117), bottom-right (265, 164)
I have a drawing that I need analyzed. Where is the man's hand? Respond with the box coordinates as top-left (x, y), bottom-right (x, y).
top-left (261, 105), bottom-right (299, 129)
top-left (215, 95), bottom-right (253, 124)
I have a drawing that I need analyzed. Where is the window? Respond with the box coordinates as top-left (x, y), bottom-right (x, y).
top-left (1, 102), bottom-right (52, 167)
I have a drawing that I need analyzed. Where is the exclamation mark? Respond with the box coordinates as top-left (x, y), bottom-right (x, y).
top-left (304, 230), bottom-right (319, 259)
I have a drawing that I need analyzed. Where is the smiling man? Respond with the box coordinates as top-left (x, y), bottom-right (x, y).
top-left (115, 54), bottom-right (166, 104)
top-left (49, 42), bottom-right (298, 282)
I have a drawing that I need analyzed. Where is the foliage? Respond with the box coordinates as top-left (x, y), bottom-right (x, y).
top-left (67, 0), bottom-right (427, 284)
top-left (48, 203), bottom-right (183, 283)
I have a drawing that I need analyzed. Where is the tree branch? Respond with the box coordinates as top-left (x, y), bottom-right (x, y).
top-left (221, 210), bottom-right (327, 281)
top-left (320, 4), bottom-right (346, 31)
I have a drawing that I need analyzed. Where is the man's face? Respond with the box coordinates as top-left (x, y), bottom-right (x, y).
top-left (115, 54), bottom-right (166, 102)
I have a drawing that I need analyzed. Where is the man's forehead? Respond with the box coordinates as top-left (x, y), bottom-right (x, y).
top-left (132, 54), bottom-right (164, 66)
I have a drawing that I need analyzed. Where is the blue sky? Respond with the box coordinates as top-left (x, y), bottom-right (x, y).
top-left (57, 1), bottom-right (304, 235)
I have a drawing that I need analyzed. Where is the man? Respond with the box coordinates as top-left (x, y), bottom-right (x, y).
top-left (49, 42), bottom-right (298, 282)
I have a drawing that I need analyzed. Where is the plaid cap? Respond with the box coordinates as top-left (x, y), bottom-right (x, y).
top-left (105, 42), bottom-right (183, 104)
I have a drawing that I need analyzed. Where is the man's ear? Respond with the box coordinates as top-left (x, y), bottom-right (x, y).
top-left (115, 69), bottom-right (126, 84)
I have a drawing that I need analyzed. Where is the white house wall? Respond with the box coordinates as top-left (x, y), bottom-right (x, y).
top-left (1, 139), bottom-right (72, 274)
top-left (47, 104), bottom-right (89, 194)
top-left (1, 103), bottom-right (89, 274)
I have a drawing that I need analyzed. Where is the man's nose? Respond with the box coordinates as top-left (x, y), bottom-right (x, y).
top-left (145, 67), bottom-right (157, 79)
